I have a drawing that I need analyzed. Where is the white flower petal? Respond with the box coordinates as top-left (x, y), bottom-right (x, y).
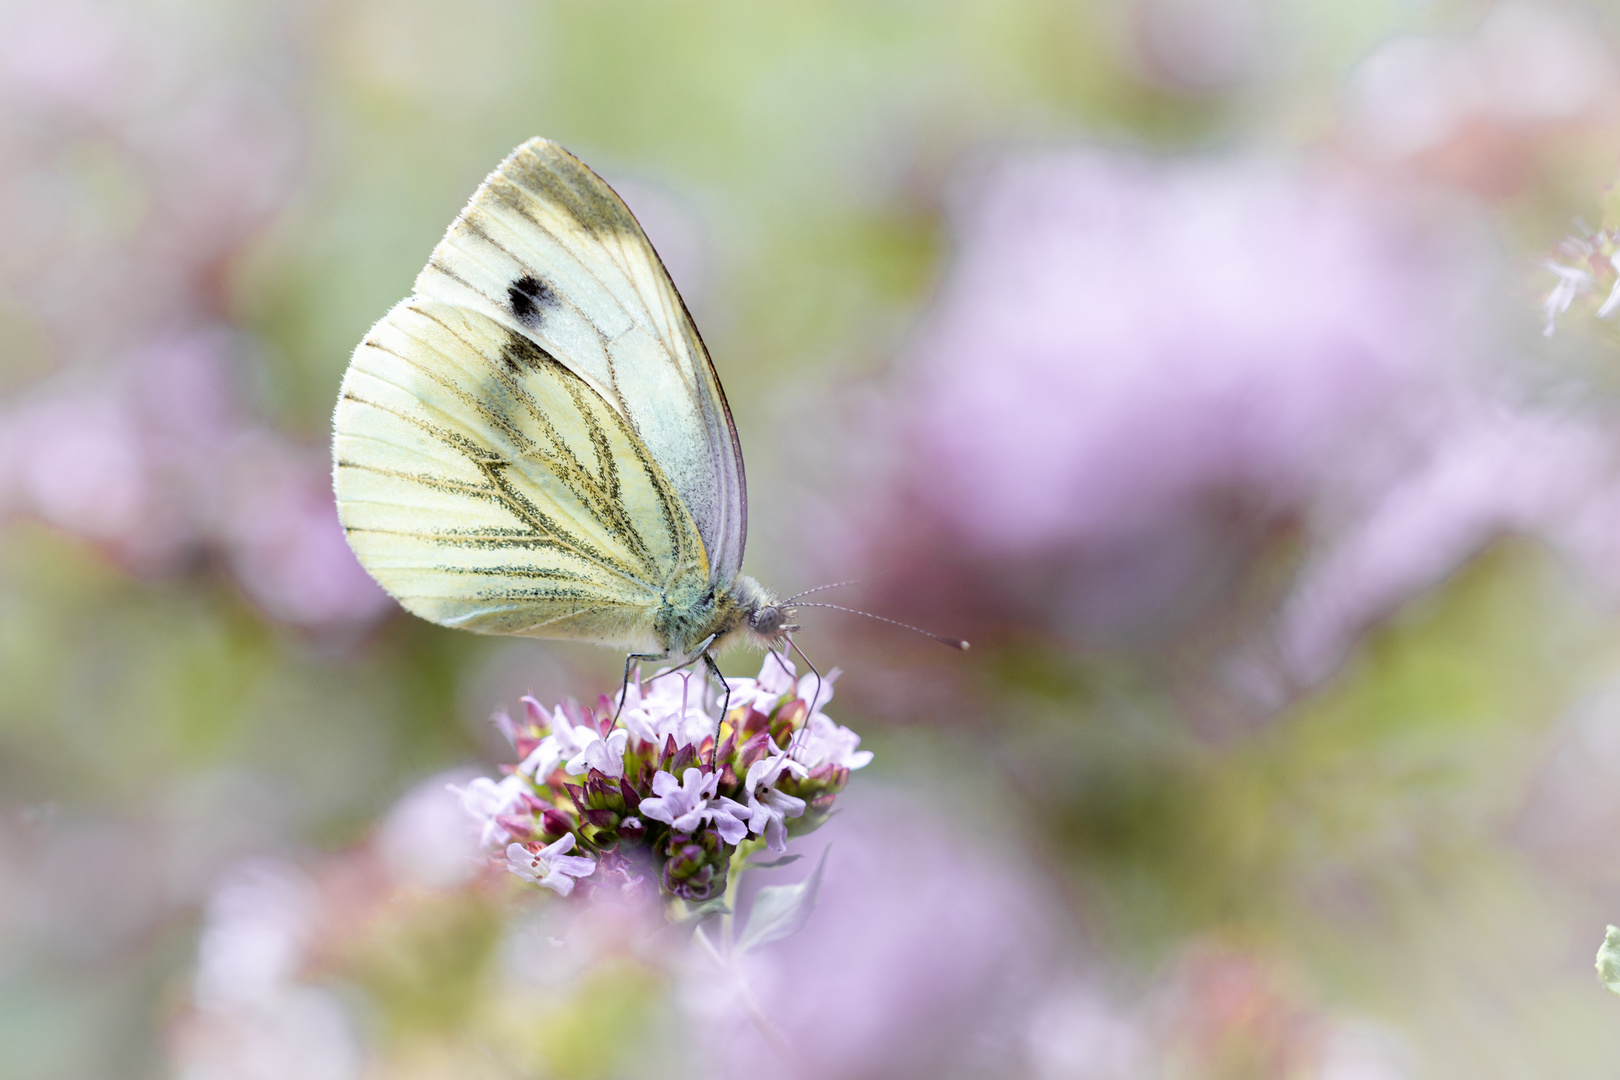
top-left (671, 807), bottom-right (708, 832)
top-left (538, 870), bottom-right (576, 896)
top-left (551, 854), bottom-right (598, 877)
top-left (1598, 254), bottom-right (1620, 319)
top-left (764, 814), bottom-right (788, 853)
top-left (638, 796), bottom-right (677, 826)
top-left (1543, 259), bottom-right (1594, 336)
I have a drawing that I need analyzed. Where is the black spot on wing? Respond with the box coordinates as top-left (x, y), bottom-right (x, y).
top-left (507, 275), bottom-right (555, 327)
top-left (500, 328), bottom-right (556, 375)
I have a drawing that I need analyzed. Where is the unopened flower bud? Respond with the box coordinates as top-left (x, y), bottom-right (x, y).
top-left (494, 813), bottom-right (535, 841)
top-left (583, 774), bottom-right (625, 813)
top-left (540, 807), bottom-right (574, 838)
top-left (776, 698), bottom-right (807, 729)
top-left (666, 839), bottom-right (706, 878)
top-left (660, 829), bottom-right (727, 901)
top-left (736, 731), bottom-right (772, 773)
top-left (580, 807), bottom-right (621, 831)
top-left (738, 708), bottom-right (770, 741)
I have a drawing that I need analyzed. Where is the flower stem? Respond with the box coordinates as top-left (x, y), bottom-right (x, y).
top-left (693, 912), bottom-right (793, 1061)
top-left (720, 837), bottom-right (764, 959)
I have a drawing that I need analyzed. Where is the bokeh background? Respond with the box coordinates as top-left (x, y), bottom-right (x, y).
top-left (5, 0), bottom-right (1620, 1077)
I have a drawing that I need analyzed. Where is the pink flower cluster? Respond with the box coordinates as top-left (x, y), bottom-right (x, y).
top-left (453, 654), bottom-right (871, 902)
top-left (1542, 214), bottom-right (1620, 337)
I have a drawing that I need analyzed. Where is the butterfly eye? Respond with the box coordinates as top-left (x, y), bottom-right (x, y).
top-left (750, 606), bottom-right (783, 636)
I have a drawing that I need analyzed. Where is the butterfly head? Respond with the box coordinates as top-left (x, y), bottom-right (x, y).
top-left (727, 575), bottom-right (798, 649)
top-left (748, 602), bottom-right (796, 640)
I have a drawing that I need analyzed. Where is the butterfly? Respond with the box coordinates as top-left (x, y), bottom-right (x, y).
top-left (331, 138), bottom-right (795, 692)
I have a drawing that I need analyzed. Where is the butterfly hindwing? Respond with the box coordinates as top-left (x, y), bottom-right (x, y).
top-left (412, 138), bottom-right (748, 588)
top-left (334, 297), bottom-right (710, 646)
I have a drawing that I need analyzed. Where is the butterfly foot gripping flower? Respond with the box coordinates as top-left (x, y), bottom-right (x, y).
top-left (451, 652), bottom-right (865, 918)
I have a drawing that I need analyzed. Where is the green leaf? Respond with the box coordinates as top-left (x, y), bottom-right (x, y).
top-left (1597, 925), bottom-right (1620, 994)
top-left (737, 846), bottom-right (829, 955)
top-left (660, 897), bottom-right (730, 939)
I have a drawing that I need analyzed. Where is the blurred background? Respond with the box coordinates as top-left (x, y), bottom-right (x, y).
top-left (5, 0), bottom-right (1620, 1076)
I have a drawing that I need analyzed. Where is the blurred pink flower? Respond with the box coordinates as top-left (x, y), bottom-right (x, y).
top-left (216, 433), bottom-right (393, 629)
top-left (449, 774), bottom-right (533, 852)
top-left (908, 151), bottom-right (1480, 560)
top-left (0, 331), bottom-right (390, 630)
top-left (834, 144), bottom-right (1620, 710)
top-left (1271, 396), bottom-right (1617, 685)
top-left (704, 790), bottom-right (1055, 1079)
top-left (848, 147), bottom-right (1504, 654)
top-left (376, 770), bottom-right (485, 890)
top-left (1153, 944), bottom-right (1324, 1077)
top-left (174, 857), bottom-right (363, 1080)
top-left (0, 1), bottom-right (147, 118)
top-left (1541, 226), bottom-right (1620, 338)
top-left (1, 393), bottom-right (150, 546)
top-left (192, 858), bottom-right (317, 1011)
top-left (0, 0), bottom-right (302, 359)
top-left (0, 0), bottom-right (371, 631)
top-left (1126, 0), bottom-right (1265, 94)
top-left (1025, 984), bottom-right (1149, 1080)
top-left (1343, 2), bottom-right (1614, 171)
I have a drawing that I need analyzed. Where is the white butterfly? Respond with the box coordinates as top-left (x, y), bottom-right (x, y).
top-left (332, 138), bottom-right (793, 682)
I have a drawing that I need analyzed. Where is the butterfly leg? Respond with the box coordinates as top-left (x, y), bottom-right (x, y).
top-left (785, 638), bottom-right (823, 758)
top-left (609, 634), bottom-right (720, 728)
top-left (637, 636), bottom-right (719, 688)
top-left (701, 651), bottom-right (730, 770)
top-left (611, 651), bottom-right (668, 729)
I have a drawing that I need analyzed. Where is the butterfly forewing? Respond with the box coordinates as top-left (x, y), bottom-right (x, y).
top-left (334, 297), bottom-right (709, 647)
top-left (412, 138), bottom-right (747, 587)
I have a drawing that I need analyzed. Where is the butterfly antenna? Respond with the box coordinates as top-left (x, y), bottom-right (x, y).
top-left (792, 603), bottom-right (970, 651)
top-left (782, 580), bottom-right (862, 604)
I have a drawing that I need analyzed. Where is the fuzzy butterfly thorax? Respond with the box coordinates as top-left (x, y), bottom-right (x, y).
top-left (651, 572), bottom-right (790, 661)
top-left (333, 138), bottom-right (773, 668)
